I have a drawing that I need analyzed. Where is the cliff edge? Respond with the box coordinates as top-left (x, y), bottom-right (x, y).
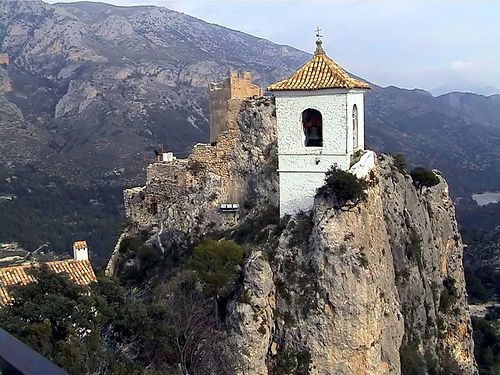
top-left (229, 155), bottom-right (476, 374)
top-left (111, 98), bottom-right (477, 374)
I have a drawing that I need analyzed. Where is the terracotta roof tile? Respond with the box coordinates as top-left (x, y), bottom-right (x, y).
top-left (73, 241), bottom-right (87, 250)
top-left (0, 260), bottom-right (97, 305)
top-left (268, 48), bottom-right (369, 92)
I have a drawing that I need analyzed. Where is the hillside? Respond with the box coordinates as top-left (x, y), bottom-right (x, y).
top-left (1, 0), bottom-right (500, 258)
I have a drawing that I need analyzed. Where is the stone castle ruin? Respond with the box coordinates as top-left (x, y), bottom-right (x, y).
top-left (208, 71), bottom-right (262, 142)
top-left (123, 71), bottom-right (275, 232)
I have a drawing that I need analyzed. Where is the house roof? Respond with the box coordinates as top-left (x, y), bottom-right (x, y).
top-left (267, 40), bottom-right (370, 92)
top-left (0, 260), bottom-right (97, 305)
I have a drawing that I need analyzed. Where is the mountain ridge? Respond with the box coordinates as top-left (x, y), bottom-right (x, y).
top-left (1, 0), bottom-right (500, 257)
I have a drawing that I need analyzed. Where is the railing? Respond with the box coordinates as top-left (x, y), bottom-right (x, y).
top-left (0, 329), bottom-right (67, 375)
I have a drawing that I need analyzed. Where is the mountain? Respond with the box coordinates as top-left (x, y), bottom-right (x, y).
top-left (1, 0), bottom-right (500, 258)
top-left (431, 81), bottom-right (500, 97)
top-left (0, 0), bottom-right (308, 185)
top-left (366, 87), bottom-right (500, 197)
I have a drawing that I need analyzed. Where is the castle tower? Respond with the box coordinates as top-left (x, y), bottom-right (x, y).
top-left (208, 71), bottom-right (262, 142)
top-left (268, 30), bottom-right (370, 216)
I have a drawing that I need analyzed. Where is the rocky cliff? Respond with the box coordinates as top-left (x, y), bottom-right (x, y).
top-left (229, 157), bottom-right (476, 374)
top-left (113, 98), bottom-right (477, 374)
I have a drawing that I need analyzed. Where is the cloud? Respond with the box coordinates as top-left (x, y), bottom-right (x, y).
top-left (450, 60), bottom-right (478, 71)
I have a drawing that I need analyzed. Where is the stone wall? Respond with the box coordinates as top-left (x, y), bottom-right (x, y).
top-left (208, 71), bottom-right (262, 142)
top-left (123, 96), bottom-right (276, 232)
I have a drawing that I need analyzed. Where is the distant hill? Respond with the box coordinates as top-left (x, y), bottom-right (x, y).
top-left (1, 0), bottom-right (500, 257)
top-left (431, 81), bottom-right (500, 97)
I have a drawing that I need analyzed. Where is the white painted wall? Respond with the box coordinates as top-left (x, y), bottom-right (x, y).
top-left (73, 246), bottom-right (89, 261)
top-left (274, 88), bottom-right (367, 216)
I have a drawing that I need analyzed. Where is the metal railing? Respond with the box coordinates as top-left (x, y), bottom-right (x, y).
top-left (0, 329), bottom-right (67, 375)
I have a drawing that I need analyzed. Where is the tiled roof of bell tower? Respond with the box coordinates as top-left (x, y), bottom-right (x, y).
top-left (268, 29), bottom-right (370, 91)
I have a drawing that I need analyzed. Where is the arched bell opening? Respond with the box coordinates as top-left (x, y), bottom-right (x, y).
top-left (302, 108), bottom-right (323, 147)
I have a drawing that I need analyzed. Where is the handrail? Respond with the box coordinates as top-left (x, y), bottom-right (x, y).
top-left (0, 329), bottom-right (67, 375)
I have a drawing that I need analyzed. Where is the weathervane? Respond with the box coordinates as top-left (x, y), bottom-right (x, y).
top-left (315, 26), bottom-right (325, 55)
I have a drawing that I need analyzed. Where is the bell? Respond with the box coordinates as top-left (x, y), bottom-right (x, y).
top-left (306, 127), bottom-right (322, 146)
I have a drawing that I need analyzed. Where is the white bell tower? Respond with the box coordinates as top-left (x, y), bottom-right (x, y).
top-left (268, 29), bottom-right (370, 216)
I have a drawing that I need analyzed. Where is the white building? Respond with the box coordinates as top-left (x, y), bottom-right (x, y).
top-left (72, 240), bottom-right (89, 261)
top-left (268, 35), bottom-right (370, 216)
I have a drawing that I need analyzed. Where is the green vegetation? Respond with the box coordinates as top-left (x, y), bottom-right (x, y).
top-left (190, 239), bottom-right (244, 297)
top-left (273, 348), bottom-right (312, 375)
top-left (288, 211), bottom-right (314, 249)
top-left (465, 266), bottom-right (500, 303)
top-left (400, 341), bottom-right (440, 375)
top-left (358, 251), bottom-right (369, 269)
top-left (0, 164), bottom-right (122, 266)
top-left (410, 167), bottom-right (440, 192)
top-left (406, 229), bottom-right (423, 268)
top-left (399, 342), bottom-right (423, 375)
top-left (439, 277), bottom-right (460, 313)
top-left (0, 239), bottom-right (245, 374)
top-left (316, 166), bottom-right (368, 210)
top-left (230, 204), bottom-right (279, 244)
top-left (472, 316), bottom-right (500, 375)
top-left (0, 266), bottom-right (147, 374)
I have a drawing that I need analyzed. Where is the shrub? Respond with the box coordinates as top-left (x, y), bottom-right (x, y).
top-left (190, 239), bottom-right (244, 297)
top-left (187, 159), bottom-right (204, 174)
top-left (231, 204), bottom-right (279, 244)
top-left (274, 348), bottom-right (312, 375)
top-left (439, 277), bottom-right (459, 313)
top-left (391, 153), bottom-right (407, 174)
top-left (358, 251), bottom-right (369, 269)
top-left (410, 167), bottom-right (440, 192)
top-left (316, 167), bottom-right (368, 210)
top-left (288, 212), bottom-right (314, 248)
top-left (472, 317), bottom-right (500, 374)
top-left (400, 342), bottom-right (424, 375)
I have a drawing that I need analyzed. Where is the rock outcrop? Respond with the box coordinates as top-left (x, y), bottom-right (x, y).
top-left (114, 96), bottom-right (477, 374)
top-left (225, 156), bottom-right (476, 375)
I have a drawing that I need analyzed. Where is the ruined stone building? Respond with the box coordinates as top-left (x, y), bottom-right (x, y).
top-left (124, 34), bottom-right (372, 226)
top-left (123, 71), bottom-right (272, 231)
top-left (208, 71), bottom-right (262, 142)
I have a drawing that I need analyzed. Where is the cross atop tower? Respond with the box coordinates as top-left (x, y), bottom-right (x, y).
top-left (315, 26), bottom-right (322, 41)
top-left (314, 26), bottom-right (325, 55)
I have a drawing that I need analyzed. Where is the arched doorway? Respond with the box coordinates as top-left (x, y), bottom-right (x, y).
top-left (352, 104), bottom-right (359, 150)
top-left (302, 108), bottom-right (323, 147)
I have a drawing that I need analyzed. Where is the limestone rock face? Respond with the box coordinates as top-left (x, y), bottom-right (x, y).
top-left (227, 251), bottom-right (276, 375)
top-left (225, 156), bottom-right (477, 375)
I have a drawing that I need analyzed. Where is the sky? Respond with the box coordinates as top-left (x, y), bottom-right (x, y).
top-left (48, 0), bottom-right (500, 94)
